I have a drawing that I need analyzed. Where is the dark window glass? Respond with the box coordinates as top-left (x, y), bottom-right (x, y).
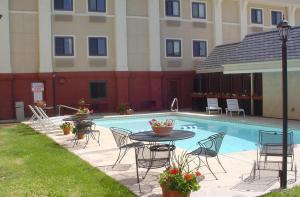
top-left (165, 0), bottom-right (180, 17)
top-left (251, 8), bottom-right (263, 24)
top-left (166, 39), bottom-right (181, 57)
top-left (90, 81), bottom-right (107, 99)
top-left (54, 0), bottom-right (73, 11)
top-left (55, 37), bottom-right (74, 56)
top-left (88, 0), bottom-right (106, 12)
top-left (192, 2), bottom-right (206, 19)
top-left (193, 40), bottom-right (207, 57)
top-left (271, 11), bottom-right (282, 25)
top-left (88, 37), bottom-right (107, 56)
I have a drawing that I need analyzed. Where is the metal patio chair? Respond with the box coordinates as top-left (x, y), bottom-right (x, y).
top-left (189, 132), bottom-right (226, 180)
top-left (135, 143), bottom-right (176, 192)
top-left (110, 127), bottom-right (143, 168)
top-left (257, 130), bottom-right (294, 171)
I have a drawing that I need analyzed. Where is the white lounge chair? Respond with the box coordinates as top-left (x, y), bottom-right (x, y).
top-left (206, 98), bottom-right (222, 115)
top-left (225, 99), bottom-right (245, 117)
top-left (28, 105), bottom-right (49, 130)
top-left (34, 106), bottom-right (59, 127)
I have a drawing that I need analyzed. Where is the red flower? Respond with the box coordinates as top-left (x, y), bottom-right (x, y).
top-left (169, 168), bottom-right (179, 175)
top-left (184, 173), bottom-right (193, 181)
top-left (195, 171), bottom-right (201, 176)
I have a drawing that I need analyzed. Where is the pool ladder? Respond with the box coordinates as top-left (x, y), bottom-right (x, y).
top-left (171, 98), bottom-right (178, 112)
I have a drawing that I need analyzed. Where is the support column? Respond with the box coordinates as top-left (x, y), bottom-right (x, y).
top-left (115, 0), bottom-right (128, 71)
top-left (212, 0), bottom-right (223, 46)
top-left (287, 5), bottom-right (296, 26)
top-left (148, 0), bottom-right (161, 71)
top-left (239, 0), bottom-right (248, 41)
top-left (250, 73), bottom-right (254, 115)
top-left (38, 0), bottom-right (53, 73)
top-left (115, 72), bottom-right (129, 106)
top-left (0, 0), bottom-right (12, 73)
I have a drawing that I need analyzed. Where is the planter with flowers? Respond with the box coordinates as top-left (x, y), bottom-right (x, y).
top-left (149, 119), bottom-right (174, 136)
top-left (159, 152), bottom-right (202, 197)
top-left (60, 122), bottom-right (73, 135)
top-left (75, 107), bottom-right (93, 119)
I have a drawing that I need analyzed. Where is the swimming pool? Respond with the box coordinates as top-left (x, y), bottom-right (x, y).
top-left (94, 115), bottom-right (300, 154)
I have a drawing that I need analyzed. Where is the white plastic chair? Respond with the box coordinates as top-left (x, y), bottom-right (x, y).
top-left (225, 99), bottom-right (245, 117)
top-left (206, 98), bottom-right (222, 115)
top-left (34, 106), bottom-right (58, 128)
top-left (28, 105), bottom-right (50, 130)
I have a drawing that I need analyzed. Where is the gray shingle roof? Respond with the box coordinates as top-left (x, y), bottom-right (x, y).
top-left (197, 26), bottom-right (300, 73)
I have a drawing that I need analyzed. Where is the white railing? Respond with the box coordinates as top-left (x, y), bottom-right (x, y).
top-left (58, 105), bottom-right (79, 116)
top-left (170, 98), bottom-right (178, 112)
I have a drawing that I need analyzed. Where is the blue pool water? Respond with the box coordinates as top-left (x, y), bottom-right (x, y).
top-left (94, 115), bottom-right (300, 154)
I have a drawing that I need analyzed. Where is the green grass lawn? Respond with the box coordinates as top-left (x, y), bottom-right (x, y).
top-left (263, 187), bottom-right (300, 197)
top-left (0, 124), bottom-right (135, 197)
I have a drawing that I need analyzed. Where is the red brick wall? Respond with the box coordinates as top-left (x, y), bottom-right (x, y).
top-left (0, 71), bottom-right (195, 120)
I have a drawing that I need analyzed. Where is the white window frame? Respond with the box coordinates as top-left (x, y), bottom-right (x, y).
top-left (52, 0), bottom-right (75, 15)
top-left (165, 38), bottom-right (183, 58)
top-left (250, 7), bottom-right (264, 26)
top-left (192, 39), bottom-right (208, 59)
top-left (86, 0), bottom-right (107, 16)
top-left (270, 10), bottom-right (283, 26)
top-left (87, 36), bottom-right (109, 58)
top-left (53, 35), bottom-right (76, 58)
top-left (164, 0), bottom-right (182, 20)
top-left (190, 0), bottom-right (207, 21)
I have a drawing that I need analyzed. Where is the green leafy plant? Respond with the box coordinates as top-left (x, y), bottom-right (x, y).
top-left (72, 122), bottom-right (91, 134)
top-left (159, 152), bottom-right (201, 196)
top-left (117, 103), bottom-right (127, 114)
top-left (59, 122), bottom-right (73, 130)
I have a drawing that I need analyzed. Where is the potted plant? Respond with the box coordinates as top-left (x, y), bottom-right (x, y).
top-left (149, 119), bottom-right (174, 136)
top-left (72, 121), bottom-right (91, 139)
top-left (159, 152), bottom-right (202, 197)
top-left (75, 107), bottom-right (92, 118)
top-left (117, 103), bottom-right (127, 115)
top-left (60, 122), bottom-right (73, 135)
top-left (35, 100), bottom-right (46, 108)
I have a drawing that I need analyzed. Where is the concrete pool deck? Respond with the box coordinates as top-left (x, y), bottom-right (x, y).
top-left (26, 112), bottom-right (300, 197)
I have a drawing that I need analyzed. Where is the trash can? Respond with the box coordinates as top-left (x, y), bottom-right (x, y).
top-left (15, 101), bottom-right (25, 122)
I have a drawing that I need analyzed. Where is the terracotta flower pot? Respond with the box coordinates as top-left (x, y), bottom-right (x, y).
top-left (63, 127), bottom-right (71, 135)
top-left (161, 185), bottom-right (190, 197)
top-left (152, 126), bottom-right (173, 136)
top-left (77, 133), bottom-right (85, 139)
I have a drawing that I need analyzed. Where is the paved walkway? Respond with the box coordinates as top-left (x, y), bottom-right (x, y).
top-left (26, 112), bottom-right (300, 197)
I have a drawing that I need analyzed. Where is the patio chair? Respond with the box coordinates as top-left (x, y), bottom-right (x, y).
top-left (257, 130), bottom-right (294, 172)
top-left (206, 98), bottom-right (222, 115)
top-left (28, 105), bottom-right (51, 130)
top-left (34, 106), bottom-right (57, 128)
top-left (225, 99), bottom-right (245, 117)
top-left (135, 143), bottom-right (176, 192)
top-left (110, 127), bottom-right (144, 168)
top-left (189, 132), bottom-right (226, 180)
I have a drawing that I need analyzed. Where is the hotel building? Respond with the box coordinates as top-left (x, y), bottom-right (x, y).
top-left (0, 0), bottom-right (300, 120)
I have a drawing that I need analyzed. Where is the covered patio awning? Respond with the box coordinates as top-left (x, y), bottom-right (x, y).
top-left (196, 26), bottom-right (300, 74)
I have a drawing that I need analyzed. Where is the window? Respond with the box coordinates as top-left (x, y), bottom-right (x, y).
top-left (192, 2), bottom-right (206, 19)
top-left (193, 40), bottom-right (207, 58)
top-left (271, 11), bottom-right (282, 26)
top-left (90, 81), bottom-right (107, 99)
top-left (88, 0), bottom-right (106, 13)
top-left (251, 8), bottom-right (263, 24)
top-left (166, 39), bottom-right (181, 57)
top-left (165, 0), bottom-right (180, 17)
top-left (88, 37), bottom-right (107, 57)
top-left (54, 36), bottom-right (74, 56)
top-left (54, 0), bottom-right (73, 11)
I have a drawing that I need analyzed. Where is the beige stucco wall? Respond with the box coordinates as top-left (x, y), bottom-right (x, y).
top-left (9, 0), bottom-right (38, 11)
top-left (10, 13), bottom-right (39, 73)
top-left (247, 3), bottom-right (286, 27)
top-left (160, 21), bottom-right (214, 71)
top-left (222, 0), bottom-right (239, 23)
top-left (263, 72), bottom-right (300, 120)
top-left (52, 16), bottom-right (116, 72)
top-left (127, 18), bottom-right (150, 71)
top-left (127, 0), bottom-right (148, 17)
top-left (295, 9), bottom-right (300, 26)
top-left (223, 24), bottom-right (240, 44)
